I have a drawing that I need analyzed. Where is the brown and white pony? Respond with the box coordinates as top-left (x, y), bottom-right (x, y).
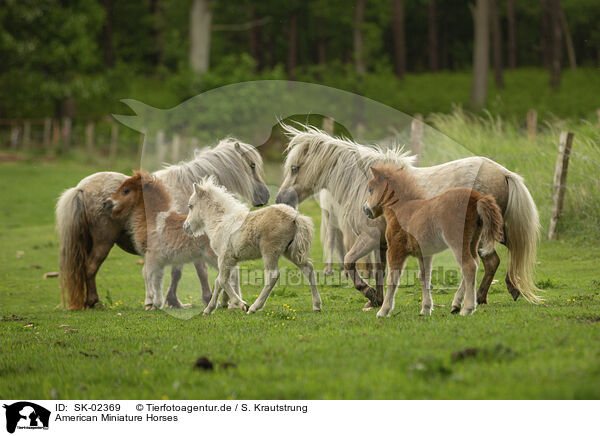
top-left (104, 171), bottom-right (245, 310)
top-left (56, 139), bottom-right (269, 309)
top-left (363, 164), bottom-right (504, 316)
top-left (275, 124), bottom-right (541, 310)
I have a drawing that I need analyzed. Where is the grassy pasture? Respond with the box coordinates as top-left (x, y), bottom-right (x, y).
top-left (1, 115), bottom-right (599, 399)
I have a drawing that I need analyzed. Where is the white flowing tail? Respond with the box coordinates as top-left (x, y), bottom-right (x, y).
top-left (56, 187), bottom-right (91, 309)
top-left (289, 214), bottom-right (314, 265)
top-left (504, 173), bottom-right (542, 303)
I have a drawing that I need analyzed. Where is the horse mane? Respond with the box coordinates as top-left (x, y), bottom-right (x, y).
top-left (372, 163), bottom-right (426, 202)
top-left (196, 175), bottom-right (250, 216)
top-left (154, 138), bottom-right (261, 200)
top-left (281, 122), bottom-right (416, 232)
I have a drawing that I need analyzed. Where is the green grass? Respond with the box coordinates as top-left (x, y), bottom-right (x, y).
top-left (1, 122), bottom-right (599, 399)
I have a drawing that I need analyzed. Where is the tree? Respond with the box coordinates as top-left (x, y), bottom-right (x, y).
top-left (353, 0), bottom-right (367, 75)
top-left (506, 0), bottom-right (517, 68)
top-left (392, 0), bottom-right (406, 79)
top-left (189, 0), bottom-right (212, 73)
top-left (287, 5), bottom-right (298, 79)
top-left (490, 0), bottom-right (504, 88)
top-left (428, 0), bottom-right (439, 72)
top-left (549, 0), bottom-right (563, 89)
top-left (100, 0), bottom-right (115, 67)
top-left (469, 0), bottom-right (490, 110)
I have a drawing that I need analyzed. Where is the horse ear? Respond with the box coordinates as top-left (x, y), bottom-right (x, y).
top-left (234, 142), bottom-right (242, 152)
top-left (370, 166), bottom-right (381, 177)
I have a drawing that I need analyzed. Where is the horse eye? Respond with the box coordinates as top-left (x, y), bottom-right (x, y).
top-left (291, 165), bottom-right (299, 175)
top-left (188, 204), bottom-right (193, 210)
top-left (250, 162), bottom-right (256, 169)
top-left (123, 188), bottom-right (130, 195)
top-left (368, 186), bottom-right (374, 194)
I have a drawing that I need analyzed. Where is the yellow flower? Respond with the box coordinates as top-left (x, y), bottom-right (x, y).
top-left (281, 322), bottom-right (285, 326)
top-left (143, 369), bottom-right (149, 375)
top-left (162, 395), bottom-right (168, 400)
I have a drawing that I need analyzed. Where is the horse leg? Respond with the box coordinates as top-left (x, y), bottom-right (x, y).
top-left (323, 217), bottom-right (336, 276)
top-left (287, 253), bottom-right (322, 312)
top-left (344, 232), bottom-right (381, 307)
top-left (248, 257), bottom-right (280, 314)
top-left (374, 246), bottom-right (387, 307)
top-left (148, 263), bottom-right (165, 309)
top-left (418, 256), bottom-right (434, 316)
top-left (84, 241), bottom-right (113, 308)
top-left (500, 235), bottom-right (521, 301)
top-left (451, 280), bottom-right (466, 314)
top-left (459, 257), bottom-right (478, 316)
top-left (377, 251), bottom-right (407, 318)
top-left (334, 228), bottom-right (345, 271)
top-left (164, 264), bottom-right (185, 308)
top-left (476, 249), bottom-right (500, 305)
top-left (142, 262), bottom-right (155, 310)
top-left (204, 261), bottom-right (247, 314)
top-left (193, 260), bottom-right (213, 306)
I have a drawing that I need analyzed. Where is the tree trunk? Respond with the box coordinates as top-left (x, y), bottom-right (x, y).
top-left (247, 4), bottom-right (264, 71)
top-left (428, 0), bottom-right (439, 71)
top-left (470, 0), bottom-right (490, 110)
top-left (287, 9), bottom-right (298, 80)
top-left (490, 0), bottom-right (504, 88)
top-left (506, 0), bottom-right (517, 68)
top-left (392, 0), bottom-right (405, 79)
top-left (149, 0), bottom-right (164, 67)
top-left (316, 17), bottom-right (327, 65)
top-left (101, 0), bottom-right (115, 67)
top-left (353, 0), bottom-right (367, 75)
top-left (540, 0), bottom-right (552, 68)
top-left (549, 0), bottom-right (562, 89)
top-left (559, 9), bottom-right (576, 70)
top-left (189, 0), bottom-right (212, 73)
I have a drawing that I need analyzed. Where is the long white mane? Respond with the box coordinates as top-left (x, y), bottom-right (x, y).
top-left (154, 138), bottom-right (261, 203)
top-left (282, 123), bottom-right (416, 233)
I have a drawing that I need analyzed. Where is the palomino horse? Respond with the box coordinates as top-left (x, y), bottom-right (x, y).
top-left (183, 176), bottom-right (321, 315)
top-left (56, 139), bottom-right (269, 309)
top-left (275, 123), bottom-right (540, 309)
top-left (363, 164), bottom-right (504, 317)
top-left (105, 171), bottom-right (244, 309)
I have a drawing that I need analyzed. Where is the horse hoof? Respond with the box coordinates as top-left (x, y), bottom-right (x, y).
top-left (450, 306), bottom-right (460, 314)
top-left (362, 300), bottom-right (377, 311)
top-left (460, 308), bottom-right (475, 316)
top-left (477, 297), bottom-right (488, 305)
top-left (510, 290), bottom-right (520, 301)
top-left (376, 310), bottom-right (389, 318)
top-left (145, 304), bottom-right (155, 311)
top-left (323, 268), bottom-right (333, 276)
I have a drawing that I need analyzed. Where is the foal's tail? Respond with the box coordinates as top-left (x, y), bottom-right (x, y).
top-left (56, 187), bottom-right (91, 310)
top-left (476, 195), bottom-right (504, 258)
top-left (289, 214), bottom-right (314, 264)
top-left (504, 173), bottom-right (542, 303)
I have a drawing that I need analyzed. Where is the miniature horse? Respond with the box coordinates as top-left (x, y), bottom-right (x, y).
top-left (105, 171), bottom-right (245, 310)
top-left (183, 176), bottom-right (322, 315)
top-left (363, 164), bottom-right (504, 317)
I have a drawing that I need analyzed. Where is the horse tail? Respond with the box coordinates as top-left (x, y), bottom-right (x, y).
top-left (56, 187), bottom-right (91, 310)
top-left (504, 173), bottom-right (542, 303)
top-left (476, 194), bottom-right (504, 256)
top-left (289, 214), bottom-right (314, 265)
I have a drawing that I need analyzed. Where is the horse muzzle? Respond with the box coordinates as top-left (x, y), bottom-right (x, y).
top-left (363, 203), bottom-right (374, 219)
top-left (103, 198), bottom-right (115, 213)
top-left (275, 187), bottom-right (298, 209)
top-left (252, 183), bottom-right (270, 207)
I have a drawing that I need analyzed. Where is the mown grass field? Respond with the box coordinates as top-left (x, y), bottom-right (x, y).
top-left (1, 116), bottom-right (599, 399)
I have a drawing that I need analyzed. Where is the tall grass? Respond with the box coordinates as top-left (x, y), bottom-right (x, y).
top-left (428, 110), bottom-right (600, 240)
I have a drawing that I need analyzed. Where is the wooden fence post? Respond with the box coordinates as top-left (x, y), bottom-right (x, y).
top-left (526, 109), bottom-right (537, 140)
top-left (10, 123), bottom-right (20, 150)
top-left (410, 113), bottom-right (424, 166)
top-left (61, 117), bottom-right (72, 151)
top-left (43, 118), bottom-right (52, 148)
top-left (109, 121), bottom-right (119, 160)
top-left (172, 134), bottom-right (181, 163)
top-left (548, 131), bottom-right (575, 240)
top-left (322, 116), bottom-right (334, 134)
top-left (22, 121), bottom-right (31, 150)
top-left (85, 121), bottom-right (95, 154)
top-left (156, 130), bottom-right (166, 164)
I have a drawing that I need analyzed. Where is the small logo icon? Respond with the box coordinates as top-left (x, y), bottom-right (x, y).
top-left (3, 402), bottom-right (50, 434)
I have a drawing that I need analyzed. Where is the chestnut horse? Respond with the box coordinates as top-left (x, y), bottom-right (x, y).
top-left (363, 164), bottom-right (504, 317)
